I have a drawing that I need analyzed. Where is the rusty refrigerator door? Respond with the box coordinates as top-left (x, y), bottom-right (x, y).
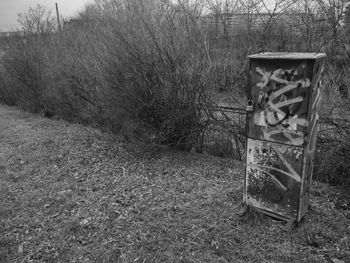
top-left (243, 53), bottom-right (325, 222)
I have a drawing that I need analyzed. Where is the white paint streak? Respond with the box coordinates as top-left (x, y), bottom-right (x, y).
top-left (312, 87), bottom-right (321, 110)
top-left (254, 111), bottom-right (267, 126)
top-left (272, 145), bottom-right (301, 182)
top-left (270, 83), bottom-right (299, 100)
top-left (264, 110), bottom-right (286, 125)
top-left (266, 102), bottom-right (286, 116)
top-left (273, 97), bottom-right (304, 108)
top-left (283, 132), bottom-right (303, 146)
top-left (247, 163), bottom-right (300, 183)
top-left (270, 69), bottom-right (290, 84)
top-left (286, 116), bottom-right (308, 126)
top-left (307, 112), bottom-right (319, 153)
top-left (263, 129), bottom-right (304, 146)
top-left (256, 67), bottom-right (269, 88)
top-left (263, 170), bottom-right (288, 191)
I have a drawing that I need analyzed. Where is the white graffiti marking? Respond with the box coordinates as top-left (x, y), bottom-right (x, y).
top-left (254, 66), bottom-right (311, 145)
top-left (248, 164), bottom-right (288, 191)
top-left (248, 163), bottom-right (300, 183)
top-left (273, 97), bottom-right (304, 109)
top-left (262, 128), bottom-right (304, 146)
top-left (307, 81), bottom-right (322, 153)
top-left (272, 145), bottom-right (301, 182)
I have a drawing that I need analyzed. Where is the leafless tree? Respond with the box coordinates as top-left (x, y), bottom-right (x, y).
top-left (17, 4), bottom-right (56, 34)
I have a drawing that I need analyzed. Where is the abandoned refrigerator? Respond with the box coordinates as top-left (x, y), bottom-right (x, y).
top-left (243, 52), bottom-right (326, 222)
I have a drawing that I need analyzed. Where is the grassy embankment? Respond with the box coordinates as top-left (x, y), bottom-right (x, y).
top-left (0, 104), bottom-right (349, 263)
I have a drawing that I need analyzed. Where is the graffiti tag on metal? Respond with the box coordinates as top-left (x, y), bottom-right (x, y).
top-left (247, 60), bottom-right (313, 146)
top-left (245, 138), bottom-right (303, 218)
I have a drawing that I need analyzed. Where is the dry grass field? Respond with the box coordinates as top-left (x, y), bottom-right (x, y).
top-left (0, 104), bottom-right (349, 263)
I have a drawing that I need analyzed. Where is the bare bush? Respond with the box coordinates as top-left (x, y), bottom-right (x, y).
top-left (315, 60), bottom-right (350, 185)
top-left (73, 0), bottom-right (216, 147)
top-left (1, 1), bottom-right (216, 148)
top-left (17, 4), bottom-right (57, 34)
top-left (0, 0), bottom-right (349, 185)
top-left (1, 5), bottom-right (56, 113)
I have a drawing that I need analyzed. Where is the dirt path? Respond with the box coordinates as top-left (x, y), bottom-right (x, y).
top-left (0, 104), bottom-right (349, 263)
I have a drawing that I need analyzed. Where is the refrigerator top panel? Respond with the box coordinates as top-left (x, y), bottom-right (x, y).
top-left (249, 52), bottom-right (326, 60)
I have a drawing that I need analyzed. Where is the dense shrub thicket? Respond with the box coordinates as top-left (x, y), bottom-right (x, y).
top-left (1, 1), bottom-right (220, 151)
top-left (0, 0), bottom-right (349, 185)
top-left (315, 61), bottom-right (350, 186)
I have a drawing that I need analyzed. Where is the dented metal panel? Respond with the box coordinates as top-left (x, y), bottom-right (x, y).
top-left (244, 52), bottom-right (325, 223)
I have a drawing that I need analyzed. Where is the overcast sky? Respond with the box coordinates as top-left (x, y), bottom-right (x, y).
top-left (0, 0), bottom-right (93, 31)
top-left (0, 0), bottom-right (279, 32)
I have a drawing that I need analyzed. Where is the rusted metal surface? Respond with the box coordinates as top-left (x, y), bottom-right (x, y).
top-left (244, 53), bottom-right (325, 223)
